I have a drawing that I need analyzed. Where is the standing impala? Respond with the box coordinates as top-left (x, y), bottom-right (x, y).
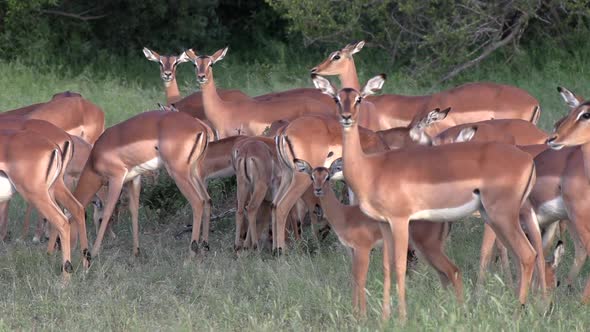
top-left (72, 110), bottom-right (209, 257)
top-left (313, 74), bottom-right (538, 321)
top-left (143, 48), bottom-right (251, 119)
top-left (185, 47), bottom-right (334, 138)
top-left (543, 87), bottom-right (590, 302)
top-left (295, 158), bottom-right (462, 317)
top-left (311, 41), bottom-right (541, 132)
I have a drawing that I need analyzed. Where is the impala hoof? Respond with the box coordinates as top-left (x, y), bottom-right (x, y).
top-left (201, 241), bottom-right (210, 251)
top-left (62, 260), bottom-right (73, 274)
top-left (190, 240), bottom-right (199, 254)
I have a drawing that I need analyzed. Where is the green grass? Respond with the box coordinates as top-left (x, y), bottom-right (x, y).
top-left (1, 45), bottom-right (590, 330)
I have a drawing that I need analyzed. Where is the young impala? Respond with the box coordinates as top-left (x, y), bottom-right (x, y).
top-left (313, 74), bottom-right (538, 321)
top-left (295, 158), bottom-right (462, 317)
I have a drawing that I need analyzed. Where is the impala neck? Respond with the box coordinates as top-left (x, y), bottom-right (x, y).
top-left (340, 60), bottom-right (360, 90)
top-left (165, 78), bottom-right (182, 104)
top-left (200, 76), bottom-right (227, 136)
top-left (319, 186), bottom-right (346, 229)
top-left (341, 123), bottom-right (368, 198)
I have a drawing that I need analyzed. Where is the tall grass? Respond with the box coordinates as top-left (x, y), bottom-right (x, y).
top-left (0, 42), bottom-right (590, 330)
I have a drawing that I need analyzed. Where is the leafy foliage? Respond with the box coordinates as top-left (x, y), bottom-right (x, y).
top-left (268, 0), bottom-right (590, 80)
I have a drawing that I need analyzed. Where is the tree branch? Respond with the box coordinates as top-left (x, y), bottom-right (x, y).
top-left (439, 13), bottom-right (529, 83)
top-left (40, 9), bottom-right (107, 21)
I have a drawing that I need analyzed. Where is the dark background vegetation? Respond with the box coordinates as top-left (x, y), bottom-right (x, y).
top-left (1, 0), bottom-right (589, 81)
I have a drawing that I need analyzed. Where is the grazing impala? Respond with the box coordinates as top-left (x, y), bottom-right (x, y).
top-left (313, 74), bottom-right (538, 321)
top-left (311, 41), bottom-right (541, 132)
top-left (72, 110), bottom-right (209, 257)
top-left (295, 158), bottom-right (462, 317)
top-left (0, 119), bottom-right (90, 263)
top-left (1, 94), bottom-right (105, 145)
top-left (0, 129), bottom-right (80, 279)
top-left (185, 47), bottom-right (334, 138)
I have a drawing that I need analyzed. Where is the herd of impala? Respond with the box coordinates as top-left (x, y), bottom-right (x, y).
top-left (2, 40), bottom-right (590, 322)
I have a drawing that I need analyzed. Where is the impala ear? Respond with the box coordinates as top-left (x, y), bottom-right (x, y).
top-left (361, 74), bottom-right (386, 97)
top-left (293, 159), bottom-right (312, 175)
top-left (329, 158), bottom-right (343, 176)
top-left (157, 102), bottom-right (165, 110)
top-left (143, 47), bottom-right (160, 62)
top-left (211, 46), bottom-right (228, 64)
top-left (170, 103), bottom-right (179, 112)
top-left (550, 240), bottom-right (565, 269)
top-left (176, 50), bottom-right (192, 63)
top-left (344, 40), bottom-right (365, 55)
top-left (455, 126), bottom-right (478, 143)
top-left (558, 86), bottom-right (581, 108)
top-left (311, 74), bottom-right (338, 98)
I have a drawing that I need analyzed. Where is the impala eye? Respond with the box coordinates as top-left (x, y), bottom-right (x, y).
top-left (333, 54), bottom-right (341, 60)
top-left (582, 113), bottom-right (590, 120)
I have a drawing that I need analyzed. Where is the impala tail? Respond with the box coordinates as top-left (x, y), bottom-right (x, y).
top-left (276, 134), bottom-right (296, 170)
top-left (187, 131), bottom-right (209, 166)
top-left (520, 163), bottom-right (537, 208)
top-left (530, 105), bottom-right (541, 125)
top-left (45, 148), bottom-right (63, 188)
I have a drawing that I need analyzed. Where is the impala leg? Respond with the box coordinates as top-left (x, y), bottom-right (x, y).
top-left (29, 193), bottom-right (72, 280)
top-left (52, 177), bottom-right (90, 266)
top-left (476, 223), bottom-right (497, 293)
top-left (272, 173), bottom-right (310, 253)
top-left (127, 176), bottom-right (142, 257)
top-left (411, 220), bottom-right (463, 303)
top-left (270, 171), bottom-right (293, 251)
top-left (234, 166), bottom-right (248, 251)
top-left (542, 221), bottom-right (560, 255)
top-left (379, 223), bottom-right (392, 321)
top-left (246, 183), bottom-right (267, 251)
top-left (565, 223), bottom-right (587, 288)
top-left (92, 177), bottom-right (126, 257)
top-left (301, 188), bottom-right (322, 243)
top-left (495, 239), bottom-right (514, 290)
top-left (168, 170), bottom-right (205, 258)
top-left (483, 207), bottom-right (536, 306)
top-left (194, 174), bottom-right (211, 249)
top-left (388, 218), bottom-right (409, 322)
top-left (563, 206), bottom-right (590, 302)
top-left (0, 200), bottom-right (9, 241)
top-left (352, 248), bottom-right (371, 318)
top-left (520, 203), bottom-right (546, 297)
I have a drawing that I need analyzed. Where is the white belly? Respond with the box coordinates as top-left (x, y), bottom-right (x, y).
top-left (0, 175), bottom-right (15, 202)
top-left (124, 157), bottom-right (162, 182)
top-left (409, 194), bottom-right (481, 222)
top-left (536, 197), bottom-right (567, 227)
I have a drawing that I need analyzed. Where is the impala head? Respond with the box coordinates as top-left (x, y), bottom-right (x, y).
top-left (547, 86), bottom-right (589, 149)
top-left (312, 74), bottom-right (386, 129)
top-left (310, 40), bottom-right (365, 75)
top-left (407, 107), bottom-right (452, 145)
top-left (143, 47), bottom-right (191, 85)
top-left (293, 158), bottom-right (343, 197)
top-left (184, 47), bottom-right (228, 85)
top-left (545, 240), bottom-right (565, 290)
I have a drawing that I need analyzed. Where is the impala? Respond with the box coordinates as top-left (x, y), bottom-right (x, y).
top-left (271, 104), bottom-right (450, 253)
top-left (0, 129), bottom-right (79, 279)
top-left (431, 119), bottom-right (547, 146)
top-left (0, 119), bottom-right (90, 263)
top-left (313, 74), bottom-right (538, 321)
top-left (185, 47), bottom-right (334, 138)
top-left (232, 136), bottom-right (286, 250)
top-left (296, 158), bottom-right (462, 317)
top-left (311, 41), bottom-right (541, 133)
top-left (72, 110), bottom-right (209, 257)
top-left (544, 86), bottom-right (590, 302)
top-left (1, 94), bottom-right (105, 145)
top-left (143, 47), bottom-right (251, 118)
